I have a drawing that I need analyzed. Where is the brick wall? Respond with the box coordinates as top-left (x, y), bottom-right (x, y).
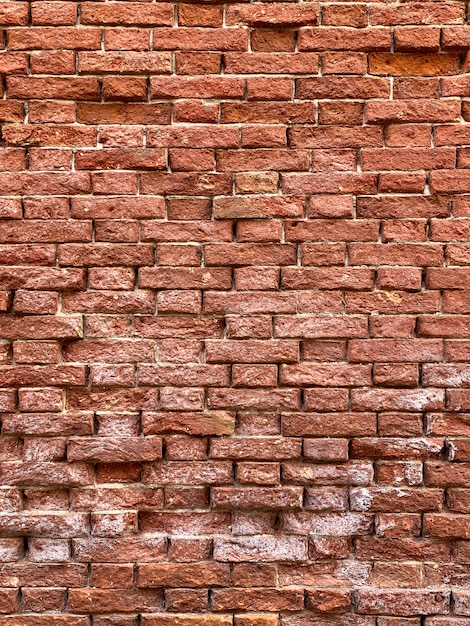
top-left (0, 0), bottom-right (470, 624)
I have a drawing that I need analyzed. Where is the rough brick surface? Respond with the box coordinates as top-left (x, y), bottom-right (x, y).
top-left (1, 0), bottom-right (470, 623)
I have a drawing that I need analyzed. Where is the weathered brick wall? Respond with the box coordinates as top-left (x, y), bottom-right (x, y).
top-left (1, 0), bottom-right (470, 624)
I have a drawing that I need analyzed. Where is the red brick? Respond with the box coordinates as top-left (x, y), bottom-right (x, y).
top-left (0, 173), bottom-right (91, 196)
top-left (282, 413), bottom-right (376, 438)
top-left (283, 461), bottom-right (372, 488)
top-left (143, 461), bottom-right (231, 486)
top-left (212, 486), bottom-right (303, 510)
top-left (394, 27), bottom-right (440, 52)
top-left (73, 536), bottom-right (166, 563)
top-left (143, 618), bottom-right (229, 626)
top-left (225, 52), bottom-right (319, 75)
top-left (251, 29), bottom-right (295, 52)
top-left (178, 4), bottom-right (222, 27)
top-left (138, 562), bottom-right (230, 588)
top-left (221, 102), bottom-right (315, 124)
top-left (322, 4), bottom-right (367, 27)
top-left (297, 76), bottom-right (389, 100)
top-left (366, 100), bottom-right (461, 124)
top-left (352, 438), bottom-right (443, 462)
top-left (321, 52), bottom-right (367, 76)
top-left (286, 219), bottom-right (379, 242)
top-left (138, 363), bottom-right (229, 387)
top-left (211, 588), bottom-right (303, 612)
top-left (362, 148), bottom-right (455, 171)
top-left (370, 53), bottom-right (460, 76)
top-left (31, 1), bottom-right (76, 25)
top-left (152, 27), bottom-right (248, 51)
top-left (227, 3), bottom-right (318, 26)
top-left (379, 172), bottom-right (426, 193)
top-left (67, 437), bottom-right (162, 463)
top-left (143, 412), bottom-right (234, 436)
top-left (30, 50), bottom-right (76, 74)
top-left (170, 109), bottom-right (215, 134)
top-left (346, 291), bottom-right (440, 315)
top-left (357, 537), bottom-right (450, 563)
top-left (79, 51), bottom-right (171, 74)
top-left (213, 196), bottom-right (304, 220)
top-left (81, 2), bottom-right (173, 26)
top-left (371, 2), bottom-right (465, 26)
top-left (373, 364), bottom-right (419, 388)
top-left (385, 124), bottom-right (432, 148)
top-left (442, 26), bottom-right (470, 49)
top-left (236, 462), bottom-right (280, 485)
top-left (0, 101), bottom-right (24, 124)
top-left (280, 364), bottom-right (371, 387)
top-left (0, 2), bottom-right (28, 25)
top-left (282, 172), bottom-right (377, 195)
top-left (234, 267), bottom-right (280, 289)
top-left (274, 315), bottom-right (368, 339)
top-left (8, 77), bottom-right (100, 101)
top-left (214, 536), bottom-right (306, 563)
top-left (241, 128), bottom-right (286, 149)
top-left (356, 589), bottom-right (449, 616)
top-left (218, 148), bottom-right (309, 172)
top-left (424, 514), bottom-right (470, 539)
top-left (141, 172), bottom-right (231, 196)
top-left (68, 588), bottom-right (164, 613)
top-left (204, 292), bottom-right (296, 315)
top-left (280, 512), bottom-right (373, 537)
top-left (1, 5), bottom-right (469, 623)
top-left (164, 589), bottom-right (209, 613)
top-left (278, 560), bottom-right (371, 588)
top-left (299, 27), bottom-right (391, 51)
top-left (151, 76), bottom-right (244, 100)
top-left (357, 195), bottom-right (449, 219)
top-left (77, 102), bottom-right (171, 125)
top-left (9, 27), bottom-right (101, 51)
top-left (349, 339), bottom-right (442, 363)
top-left (350, 486), bottom-right (443, 513)
top-left (206, 340), bottom-right (298, 363)
top-left (301, 243), bottom-right (346, 266)
top-left (205, 243), bottom-right (295, 266)
top-left (375, 513), bottom-right (421, 539)
top-left (0, 315), bottom-right (83, 340)
top-left (27, 101), bottom-right (74, 124)
top-left (306, 588), bottom-right (351, 613)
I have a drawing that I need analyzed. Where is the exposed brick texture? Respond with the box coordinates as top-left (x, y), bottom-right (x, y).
top-left (1, 0), bottom-right (470, 624)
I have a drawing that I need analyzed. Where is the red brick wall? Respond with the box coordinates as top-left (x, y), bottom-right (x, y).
top-left (0, 1), bottom-right (469, 624)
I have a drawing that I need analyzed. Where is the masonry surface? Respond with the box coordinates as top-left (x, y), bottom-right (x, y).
top-left (2, 0), bottom-right (470, 624)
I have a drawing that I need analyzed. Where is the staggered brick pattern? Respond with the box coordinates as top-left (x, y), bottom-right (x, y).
top-left (3, 0), bottom-right (470, 624)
